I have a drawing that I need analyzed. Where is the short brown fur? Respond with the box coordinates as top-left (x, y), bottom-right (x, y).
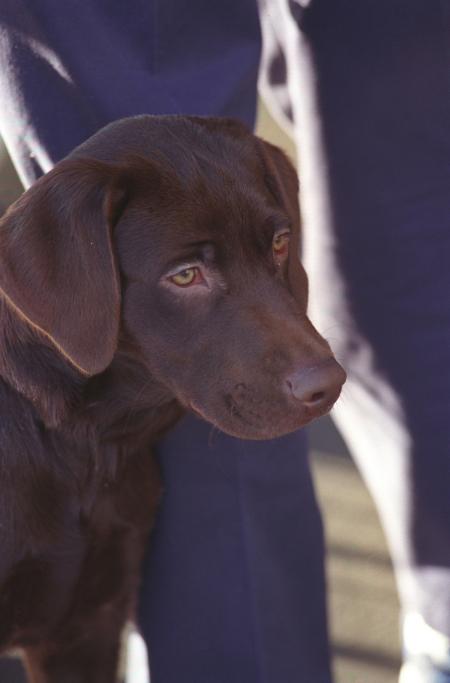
top-left (0, 115), bottom-right (343, 681)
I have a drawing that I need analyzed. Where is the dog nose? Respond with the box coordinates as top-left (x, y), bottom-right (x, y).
top-left (285, 359), bottom-right (346, 410)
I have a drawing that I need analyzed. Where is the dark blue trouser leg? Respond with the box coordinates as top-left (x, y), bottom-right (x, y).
top-left (261, 0), bottom-right (450, 678)
top-left (0, 3), bottom-right (333, 682)
top-left (0, 0), bottom-right (262, 183)
top-left (139, 416), bottom-right (331, 683)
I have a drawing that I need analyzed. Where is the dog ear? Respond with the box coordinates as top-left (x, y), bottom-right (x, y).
top-left (257, 138), bottom-right (308, 304)
top-left (0, 158), bottom-right (129, 376)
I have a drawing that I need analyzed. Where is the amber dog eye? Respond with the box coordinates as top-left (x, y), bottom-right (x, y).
top-left (169, 267), bottom-right (204, 287)
top-left (272, 231), bottom-right (290, 264)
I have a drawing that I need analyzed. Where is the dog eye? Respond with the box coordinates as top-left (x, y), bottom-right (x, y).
top-left (272, 231), bottom-right (290, 264)
top-left (168, 267), bottom-right (204, 287)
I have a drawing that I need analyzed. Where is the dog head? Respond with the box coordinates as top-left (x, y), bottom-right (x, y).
top-left (0, 115), bottom-right (345, 439)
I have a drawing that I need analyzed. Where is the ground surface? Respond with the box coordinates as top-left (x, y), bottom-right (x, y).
top-left (310, 418), bottom-right (401, 683)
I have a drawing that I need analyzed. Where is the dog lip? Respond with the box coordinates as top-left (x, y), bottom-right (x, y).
top-left (188, 394), bottom-right (320, 440)
top-left (188, 399), bottom-right (207, 419)
top-left (225, 393), bottom-right (300, 432)
top-left (188, 387), bottom-right (339, 439)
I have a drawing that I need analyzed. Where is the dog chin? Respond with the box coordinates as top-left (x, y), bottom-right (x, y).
top-left (188, 399), bottom-right (313, 441)
top-left (214, 417), bottom-right (313, 441)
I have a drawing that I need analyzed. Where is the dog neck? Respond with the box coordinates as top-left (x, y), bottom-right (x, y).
top-left (0, 297), bottom-right (182, 442)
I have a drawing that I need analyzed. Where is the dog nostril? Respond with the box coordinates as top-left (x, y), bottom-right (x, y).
top-left (285, 359), bottom-right (346, 410)
top-left (299, 385), bottom-right (329, 408)
top-left (309, 390), bottom-right (326, 405)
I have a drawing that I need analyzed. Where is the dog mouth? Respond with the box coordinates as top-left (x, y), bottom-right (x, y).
top-left (224, 395), bottom-right (324, 438)
top-left (188, 388), bottom-right (339, 441)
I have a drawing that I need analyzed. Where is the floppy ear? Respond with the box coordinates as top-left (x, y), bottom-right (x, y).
top-left (0, 158), bottom-right (128, 376)
top-left (257, 138), bottom-right (308, 304)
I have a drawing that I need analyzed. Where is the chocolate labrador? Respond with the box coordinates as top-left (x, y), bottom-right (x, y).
top-left (0, 115), bottom-right (345, 682)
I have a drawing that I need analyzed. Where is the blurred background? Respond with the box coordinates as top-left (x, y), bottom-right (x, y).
top-left (0, 104), bottom-right (401, 683)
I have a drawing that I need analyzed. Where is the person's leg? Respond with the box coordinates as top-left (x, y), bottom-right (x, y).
top-left (261, 0), bottom-right (450, 680)
top-left (0, 0), bottom-right (261, 185)
top-left (140, 416), bottom-right (331, 683)
top-left (0, 3), bottom-right (333, 682)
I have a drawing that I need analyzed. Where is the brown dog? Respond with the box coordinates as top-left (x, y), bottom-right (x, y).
top-left (0, 115), bottom-right (345, 682)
